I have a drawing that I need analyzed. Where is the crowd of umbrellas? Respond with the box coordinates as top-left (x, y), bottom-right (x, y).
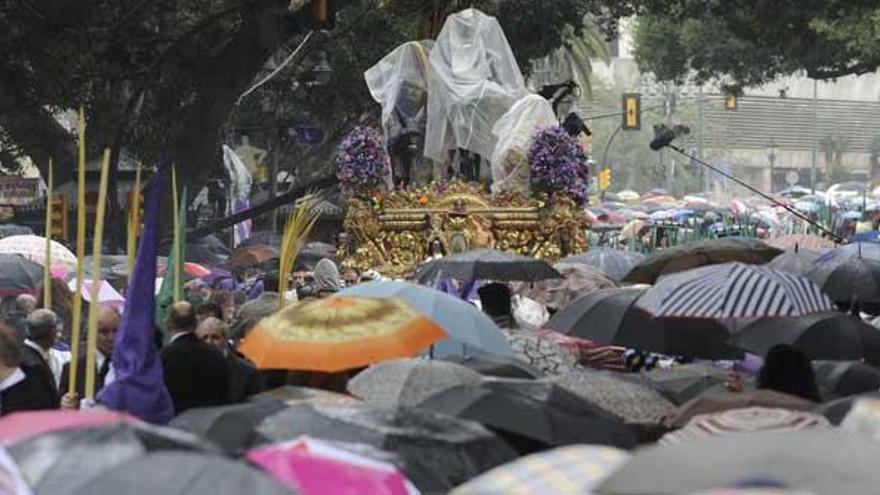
top-left (591, 183), bottom-right (880, 250)
top-left (6, 216), bottom-right (880, 493)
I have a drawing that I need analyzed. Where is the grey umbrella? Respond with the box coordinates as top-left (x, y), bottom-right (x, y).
top-left (562, 248), bottom-right (646, 281)
top-left (597, 429), bottom-right (880, 495)
top-left (0, 253), bottom-right (43, 295)
top-left (732, 312), bottom-right (868, 361)
top-left (767, 248), bottom-right (822, 276)
top-left (255, 402), bottom-right (516, 492)
top-left (414, 249), bottom-right (562, 283)
top-left (441, 354), bottom-right (543, 379)
top-left (815, 391), bottom-right (880, 425)
top-left (348, 358), bottom-right (483, 407)
top-left (170, 400), bottom-right (287, 454)
top-left (809, 252), bottom-right (880, 314)
top-left (544, 287), bottom-right (649, 344)
top-left (812, 361), bottom-right (880, 402)
top-left (416, 378), bottom-right (637, 451)
top-left (9, 422), bottom-right (216, 495)
top-left (67, 452), bottom-right (292, 495)
top-left (549, 369), bottom-right (675, 425)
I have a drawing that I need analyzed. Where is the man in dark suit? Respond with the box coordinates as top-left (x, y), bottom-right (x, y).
top-left (160, 302), bottom-right (229, 414)
top-left (59, 306), bottom-right (119, 407)
top-left (0, 324), bottom-right (57, 415)
top-left (196, 317), bottom-right (262, 403)
top-left (21, 309), bottom-right (60, 408)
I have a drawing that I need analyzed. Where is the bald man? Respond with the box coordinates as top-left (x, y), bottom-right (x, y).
top-left (60, 305), bottom-right (120, 402)
top-left (160, 302), bottom-right (229, 413)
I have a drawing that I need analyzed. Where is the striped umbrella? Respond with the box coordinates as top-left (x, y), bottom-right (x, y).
top-left (659, 407), bottom-right (829, 445)
top-left (637, 263), bottom-right (835, 319)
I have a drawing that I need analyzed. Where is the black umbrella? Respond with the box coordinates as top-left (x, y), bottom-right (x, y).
top-left (767, 248), bottom-right (822, 276)
top-left (545, 288), bottom-right (649, 344)
top-left (67, 452), bottom-right (292, 495)
top-left (414, 249), bottom-right (562, 283)
top-left (416, 379), bottom-right (637, 452)
top-left (9, 422), bottom-right (216, 495)
top-left (812, 361), bottom-right (880, 402)
top-left (169, 400), bottom-right (287, 454)
top-left (0, 253), bottom-right (43, 295)
top-left (620, 364), bottom-right (727, 405)
top-left (441, 354), bottom-right (542, 379)
top-left (809, 252), bottom-right (880, 314)
top-left (623, 237), bottom-right (783, 284)
top-left (732, 312), bottom-right (869, 361)
top-left (561, 248), bottom-right (645, 281)
top-left (255, 403), bottom-right (516, 492)
top-left (815, 392), bottom-right (880, 425)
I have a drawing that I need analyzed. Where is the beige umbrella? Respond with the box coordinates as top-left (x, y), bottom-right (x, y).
top-left (660, 407), bottom-right (829, 445)
top-left (513, 263), bottom-right (617, 310)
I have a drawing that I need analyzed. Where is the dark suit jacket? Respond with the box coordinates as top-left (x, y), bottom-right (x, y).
top-left (59, 354), bottom-right (105, 399)
top-left (226, 352), bottom-right (263, 403)
top-left (20, 345), bottom-right (59, 408)
top-left (161, 332), bottom-right (229, 414)
top-left (2, 365), bottom-right (59, 415)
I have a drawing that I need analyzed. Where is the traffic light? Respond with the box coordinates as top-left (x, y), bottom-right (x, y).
top-left (598, 169), bottom-right (612, 191)
top-left (622, 93), bottom-right (641, 130)
top-left (724, 94), bottom-right (738, 110)
top-left (311, 0), bottom-right (335, 29)
top-left (49, 195), bottom-right (67, 241)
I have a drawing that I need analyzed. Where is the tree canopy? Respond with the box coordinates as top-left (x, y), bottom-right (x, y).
top-left (621, 0), bottom-right (880, 89)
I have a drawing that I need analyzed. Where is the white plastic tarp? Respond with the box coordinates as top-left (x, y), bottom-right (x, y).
top-left (490, 94), bottom-right (557, 194)
top-left (364, 40), bottom-right (433, 150)
top-left (424, 9), bottom-right (528, 164)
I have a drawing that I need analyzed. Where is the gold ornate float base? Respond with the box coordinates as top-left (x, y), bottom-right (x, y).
top-left (338, 181), bottom-right (590, 278)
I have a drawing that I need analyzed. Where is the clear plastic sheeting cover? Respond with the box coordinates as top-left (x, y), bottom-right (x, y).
top-left (490, 94), bottom-right (557, 194)
top-left (365, 40), bottom-right (433, 149)
top-left (425, 9), bottom-right (528, 164)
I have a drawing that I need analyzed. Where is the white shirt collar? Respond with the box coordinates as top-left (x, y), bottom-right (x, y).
top-left (169, 331), bottom-right (193, 344)
top-left (0, 368), bottom-right (25, 393)
top-left (23, 340), bottom-right (48, 362)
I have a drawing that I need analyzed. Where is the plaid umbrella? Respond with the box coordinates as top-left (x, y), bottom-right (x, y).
top-left (623, 237), bottom-right (783, 284)
top-left (659, 407), bottom-right (829, 445)
top-left (638, 263), bottom-right (835, 319)
top-left (598, 429), bottom-right (880, 495)
top-left (512, 263), bottom-right (617, 310)
top-left (238, 296), bottom-right (446, 372)
top-left (452, 445), bottom-right (629, 495)
top-left (414, 249), bottom-right (562, 283)
top-left (549, 369), bottom-right (675, 425)
top-left (561, 248), bottom-right (646, 281)
top-left (255, 403), bottom-right (517, 493)
top-left (347, 358), bottom-right (483, 407)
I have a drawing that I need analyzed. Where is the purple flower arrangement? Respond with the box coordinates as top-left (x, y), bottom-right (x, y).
top-left (528, 126), bottom-right (589, 206)
top-left (336, 126), bottom-right (391, 197)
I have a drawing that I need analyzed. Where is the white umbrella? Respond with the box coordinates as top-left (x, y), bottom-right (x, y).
top-left (0, 235), bottom-right (77, 271)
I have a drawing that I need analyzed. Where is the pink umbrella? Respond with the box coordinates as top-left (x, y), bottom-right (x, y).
top-left (67, 278), bottom-right (125, 311)
top-left (247, 436), bottom-right (419, 495)
top-left (0, 410), bottom-right (136, 446)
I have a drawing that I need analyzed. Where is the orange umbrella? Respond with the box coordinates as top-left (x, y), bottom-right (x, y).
top-left (238, 296), bottom-right (446, 372)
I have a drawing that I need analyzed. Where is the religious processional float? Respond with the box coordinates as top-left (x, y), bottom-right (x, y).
top-left (336, 9), bottom-right (591, 278)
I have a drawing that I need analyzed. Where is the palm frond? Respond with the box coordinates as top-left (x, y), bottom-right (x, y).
top-left (278, 197), bottom-right (321, 309)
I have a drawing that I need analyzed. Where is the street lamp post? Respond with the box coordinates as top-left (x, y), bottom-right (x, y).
top-left (767, 140), bottom-right (777, 193)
